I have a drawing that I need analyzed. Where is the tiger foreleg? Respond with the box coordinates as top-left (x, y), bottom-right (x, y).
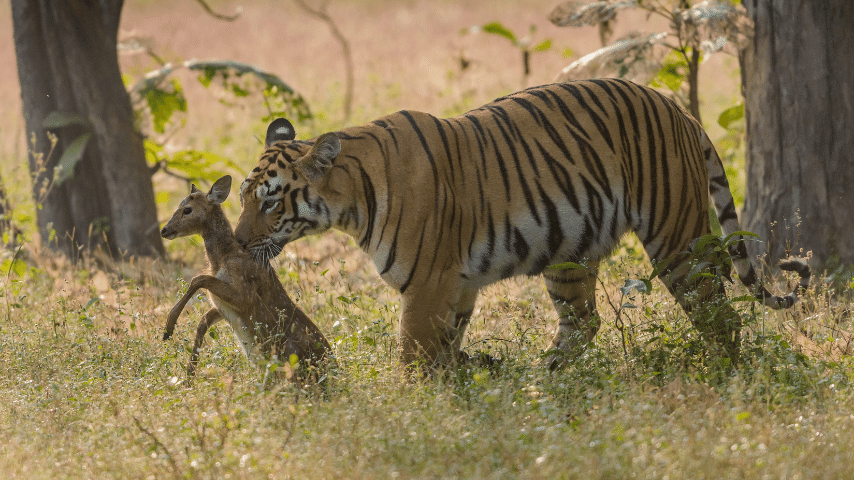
top-left (398, 283), bottom-right (473, 371)
top-left (542, 263), bottom-right (601, 369)
top-left (446, 288), bottom-right (502, 369)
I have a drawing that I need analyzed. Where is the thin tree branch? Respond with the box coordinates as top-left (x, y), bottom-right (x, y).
top-left (149, 160), bottom-right (193, 183)
top-left (687, 47), bottom-right (701, 123)
top-left (194, 0), bottom-right (242, 21)
top-left (132, 416), bottom-right (183, 478)
top-left (293, 0), bottom-right (354, 121)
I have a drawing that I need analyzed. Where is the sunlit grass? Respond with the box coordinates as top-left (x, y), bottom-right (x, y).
top-left (1, 1), bottom-right (853, 478)
top-left (0, 226), bottom-right (853, 478)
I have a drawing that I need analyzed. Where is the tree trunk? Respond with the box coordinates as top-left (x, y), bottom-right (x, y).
top-left (740, 0), bottom-right (854, 270)
top-left (12, 0), bottom-right (164, 259)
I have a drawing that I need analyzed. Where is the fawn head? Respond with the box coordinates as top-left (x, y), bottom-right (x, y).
top-left (161, 175), bottom-right (232, 240)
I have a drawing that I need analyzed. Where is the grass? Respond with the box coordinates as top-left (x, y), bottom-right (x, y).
top-left (1, 244), bottom-right (854, 478)
top-left (2, 0), bottom-right (854, 478)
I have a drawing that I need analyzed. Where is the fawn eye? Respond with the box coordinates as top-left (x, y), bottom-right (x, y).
top-left (182, 207), bottom-right (192, 215)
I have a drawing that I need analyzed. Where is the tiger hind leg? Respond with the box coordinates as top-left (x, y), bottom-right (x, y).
top-left (542, 261), bottom-right (601, 369)
top-left (653, 246), bottom-right (742, 365)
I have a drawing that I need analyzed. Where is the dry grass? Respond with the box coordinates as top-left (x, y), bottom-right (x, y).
top-left (1, 241), bottom-right (853, 479)
top-left (1, 1), bottom-right (853, 478)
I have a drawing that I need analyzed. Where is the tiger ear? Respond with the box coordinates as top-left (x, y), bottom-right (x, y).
top-left (265, 118), bottom-right (296, 148)
top-left (294, 132), bottom-right (341, 182)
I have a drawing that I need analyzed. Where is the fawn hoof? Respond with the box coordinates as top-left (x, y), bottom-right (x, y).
top-left (458, 350), bottom-right (503, 369)
top-left (540, 348), bottom-right (572, 371)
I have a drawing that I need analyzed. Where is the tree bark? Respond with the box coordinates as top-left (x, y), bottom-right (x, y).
top-left (741, 0), bottom-right (854, 269)
top-left (12, 0), bottom-right (164, 259)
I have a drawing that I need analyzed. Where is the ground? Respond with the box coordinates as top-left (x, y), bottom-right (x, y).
top-left (1, 1), bottom-right (853, 478)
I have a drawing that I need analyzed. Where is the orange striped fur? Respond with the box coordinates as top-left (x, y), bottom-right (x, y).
top-left (234, 79), bottom-right (809, 368)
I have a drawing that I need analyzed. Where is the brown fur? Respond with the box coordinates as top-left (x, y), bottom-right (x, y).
top-left (233, 80), bottom-right (809, 369)
top-left (161, 176), bottom-right (330, 382)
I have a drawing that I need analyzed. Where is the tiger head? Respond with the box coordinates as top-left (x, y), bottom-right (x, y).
top-left (234, 118), bottom-right (342, 261)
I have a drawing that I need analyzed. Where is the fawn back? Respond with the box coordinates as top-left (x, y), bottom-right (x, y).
top-left (161, 175), bottom-right (331, 382)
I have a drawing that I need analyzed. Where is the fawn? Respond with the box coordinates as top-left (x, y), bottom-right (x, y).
top-left (160, 175), bottom-right (331, 383)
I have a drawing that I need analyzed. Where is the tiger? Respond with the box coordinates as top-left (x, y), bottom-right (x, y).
top-left (233, 78), bottom-right (810, 369)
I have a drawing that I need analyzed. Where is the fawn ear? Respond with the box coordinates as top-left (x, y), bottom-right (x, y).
top-left (191, 184), bottom-right (202, 194)
top-left (294, 133), bottom-right (340, 182)
top-left (207, 175), bottom-right (232, 204)
top-left (265, 118), bottom-right (296, 148)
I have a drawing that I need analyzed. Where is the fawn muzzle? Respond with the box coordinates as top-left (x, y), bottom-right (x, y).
top-left (161, 226), bottom-right (178, 240)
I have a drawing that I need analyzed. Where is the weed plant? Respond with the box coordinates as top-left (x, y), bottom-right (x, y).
top-left (2, 2), bottom-right (853, 477)
top-left (0, 226), bottom-right (853, 478)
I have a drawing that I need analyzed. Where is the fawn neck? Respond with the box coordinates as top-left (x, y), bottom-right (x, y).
top-left (200, 205), bottom-right (240, 272)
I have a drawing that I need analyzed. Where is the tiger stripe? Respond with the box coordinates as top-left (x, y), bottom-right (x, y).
top-left (235, 79), bottom-right (810, 368)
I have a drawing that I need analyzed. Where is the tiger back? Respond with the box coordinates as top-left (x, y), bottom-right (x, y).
top-left (235, 78), bottom-right (809, 368)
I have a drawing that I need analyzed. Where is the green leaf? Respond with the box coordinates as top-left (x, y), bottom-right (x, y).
top-left (12, 259), bottom-right (26, 277)
top-left (155, 190), bottom-right (171, 206)
top-left (158, 149), bottom-right (239, 184)
top-left (641, 278), bottom-right (653, 293)
top-left (482, 22), bottom-right (517, 42)
top-left (547, 261), bottom-right (586, 271)
top-left (620, 278), bottom-right (648, 296)
top-left (197, 67), bottom-right (217, 88)
top-left (2, 258), bottom-right (27, 278)
top-left (534, 39), bottom-right (553, 52)
top-left (718, 103), bottom-right (745, 130)
top-left (651, 50), bottom-right (690, 92)
top-left (144, 79), bottom-right (187, 134)
top-left (84, 297), bottom-right (100, 310)
top-left (730, 294), bottom-right (759, 303)
top-left (231, 82), bottom-right (250, 97)
top-left (185, 59), bottom-right (312, 122)
top-left (691, 234), bottom-right (721, 254)
top-left (54, 133), bottom-right (92, 186)
top-left (43, 111), bottom-right (91, 130)
top-left (722, 230), bottom-right (759, 247)
top-left (143, 139), bottom-right (164, 165)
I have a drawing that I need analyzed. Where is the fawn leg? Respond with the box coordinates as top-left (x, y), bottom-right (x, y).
top-left (187, 308), bottom-right (223, 377)
top-left (164, 274), bottom-right (242, 340)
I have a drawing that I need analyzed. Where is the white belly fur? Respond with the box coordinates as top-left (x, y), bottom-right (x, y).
top-left (209, 294), bottom-right (262, 363)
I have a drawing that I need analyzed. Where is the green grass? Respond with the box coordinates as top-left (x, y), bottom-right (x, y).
top-left (2, 3), bottom-right (853, 476)
top-left (1, 90), bottom-right (852, 477)
top-left (2, 90), bottom-right (852, 479)
top-left (1, 235), bottom-right (853, 478)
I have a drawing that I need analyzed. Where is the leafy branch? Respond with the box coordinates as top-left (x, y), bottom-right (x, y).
top-left (131, 59), bottom-right (312, 128)
top-left (129, 59), bottom-right (312, 185)
top-left (550, 0), bottom-right (752, 124)
top-left (465, 22), bottom-right (553, 88)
